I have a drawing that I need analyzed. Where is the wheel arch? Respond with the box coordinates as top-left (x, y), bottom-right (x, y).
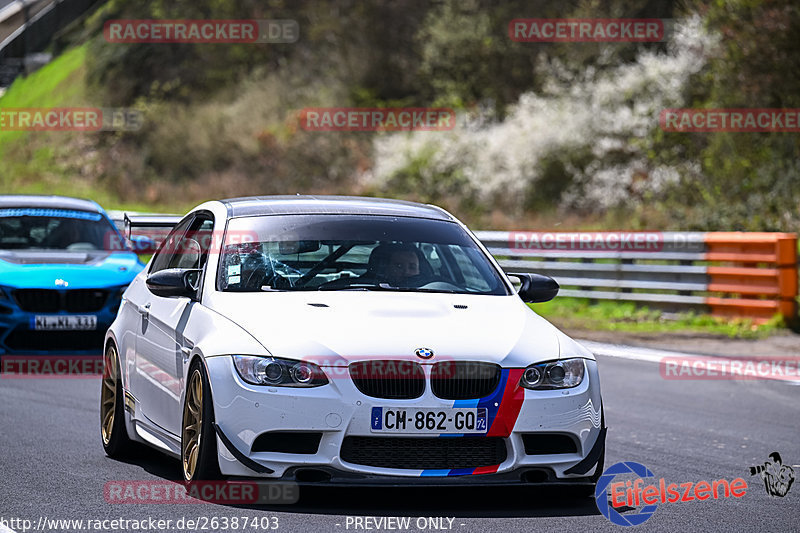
top-left (103, 331), bottom-right (125, 389)
top-left (185, 350), bottom-right (219, 419)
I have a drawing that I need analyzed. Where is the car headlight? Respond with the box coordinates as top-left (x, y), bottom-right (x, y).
top-left (519, 358), bottom-right (585, 390)
top-left (232, 355), bottom-right (328, 387)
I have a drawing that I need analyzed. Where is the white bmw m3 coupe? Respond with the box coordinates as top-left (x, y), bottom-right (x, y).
top-left (101, 196), bottom-right (605, 487)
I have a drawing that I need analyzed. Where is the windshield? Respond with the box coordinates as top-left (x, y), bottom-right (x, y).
top-left (217, 215), bottom-right (510, 295)
top-left (0, 208), bottom-right (121, 251)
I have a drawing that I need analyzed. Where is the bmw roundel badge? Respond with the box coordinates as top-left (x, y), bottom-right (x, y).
top-left (415, 347), bottom-right (434, 360)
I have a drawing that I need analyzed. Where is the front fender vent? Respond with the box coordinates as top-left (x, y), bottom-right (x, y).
top-left (251, 432), bottom-right (322, 454)
top-left (521, 433), bottom-right (579, 454)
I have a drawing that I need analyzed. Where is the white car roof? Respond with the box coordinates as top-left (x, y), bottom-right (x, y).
top-left (219, 195), bottom-right (456, 221)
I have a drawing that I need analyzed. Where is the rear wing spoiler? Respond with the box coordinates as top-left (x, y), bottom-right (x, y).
top-left (122, 213), bottom-right (183, 239)
top-left (105, 213), bottom-right (183, 254)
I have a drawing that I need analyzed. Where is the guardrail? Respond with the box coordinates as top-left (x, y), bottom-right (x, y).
top-left (1, 0), bottom-right (56, 53)
top-left (0, 0), bottom-right (98, 85)
top-left (109, 211), bottom-right (798, 323)
top-left (474, 231), bottom-right (798, 323)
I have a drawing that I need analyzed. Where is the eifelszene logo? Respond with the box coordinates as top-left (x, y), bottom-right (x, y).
top-left (595, 462), bottom-right (658, 527)
top-left (595, 461), bottom-right (748, 526)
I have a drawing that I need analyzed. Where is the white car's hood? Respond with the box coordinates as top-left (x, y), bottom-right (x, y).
top-left (207, 291), bottom-right (589, 367)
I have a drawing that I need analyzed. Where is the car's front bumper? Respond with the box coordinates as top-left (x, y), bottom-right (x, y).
top-left (206, 356), bottom-right (604, 484)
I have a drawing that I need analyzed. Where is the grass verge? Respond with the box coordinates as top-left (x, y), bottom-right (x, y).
top-left (531, 297), bottom-right (784, 339)
top-left (0, 44), bottom-right (196, 215)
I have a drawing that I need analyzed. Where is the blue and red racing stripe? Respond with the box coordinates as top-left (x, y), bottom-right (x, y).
top-left (421, 368), bottom-right (525, 477)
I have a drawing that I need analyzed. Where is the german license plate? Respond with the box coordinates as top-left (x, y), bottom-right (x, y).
top-left (33, 315), bottom-right (97, 331)
top-left (370, 407), bottom-right (487, 434)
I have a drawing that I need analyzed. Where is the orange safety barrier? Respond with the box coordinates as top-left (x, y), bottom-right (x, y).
top-left (704, 232), bottom-right (798, 323)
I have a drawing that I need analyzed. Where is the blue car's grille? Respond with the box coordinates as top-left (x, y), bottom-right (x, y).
top-left (65, 290), bottom-right (108, 312)
top-left (14, 289), bottom-right (60, 312)
top-left (13, 289), bottom-right (109, 313)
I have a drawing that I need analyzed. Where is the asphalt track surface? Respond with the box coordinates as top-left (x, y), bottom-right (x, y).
top-left (0, 348), bottom-right (798, 533)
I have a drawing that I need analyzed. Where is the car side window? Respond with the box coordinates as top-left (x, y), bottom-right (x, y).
top-left (149, 217), bottom-right (194, 274)
top-left (193, 218), bottom-right (214, 268)
top-left (167, 216), bottom-right (213, 271)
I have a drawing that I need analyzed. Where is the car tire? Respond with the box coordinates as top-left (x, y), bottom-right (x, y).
top-left (181, 360), bottom-right (222, 481)
top-left (100, 342), bottom-right (133, 457)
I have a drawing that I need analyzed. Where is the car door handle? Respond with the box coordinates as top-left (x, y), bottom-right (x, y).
top-left (137, 303), bottom-right (151, 315)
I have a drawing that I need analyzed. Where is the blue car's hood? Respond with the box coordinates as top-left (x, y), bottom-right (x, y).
top-left (0, 250), bottom-right (143, 289)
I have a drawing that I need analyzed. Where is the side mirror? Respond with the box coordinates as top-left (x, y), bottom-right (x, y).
top-left (508, 273), bottom-right (559, 303)
top-left (146, 268), bottom-right (202, 299)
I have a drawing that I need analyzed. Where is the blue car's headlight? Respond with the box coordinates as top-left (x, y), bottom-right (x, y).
top-left (232, 355), bottom-right (328, 387)
top-left (519, 358), bottom-right (585, 390)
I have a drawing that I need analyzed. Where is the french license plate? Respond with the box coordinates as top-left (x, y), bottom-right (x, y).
top-left (33, 315), bottom-right (97, 331)
top-left (371, 407), bottom-right (487, 434)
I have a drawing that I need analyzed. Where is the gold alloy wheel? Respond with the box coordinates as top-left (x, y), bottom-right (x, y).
top-left (182, 369), bottom-right (203, 480)
top-left (100, 345), bottom-right (118, 446)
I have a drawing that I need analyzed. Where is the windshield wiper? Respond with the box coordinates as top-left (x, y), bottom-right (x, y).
top-left (317, 282), bottom-right (401, 291)
top-left (412, 288), bottom-right (467, 294)
top-left (317, 283), bottom-right (473, 294)
top-left (260, 286), bottom-right (290, 292)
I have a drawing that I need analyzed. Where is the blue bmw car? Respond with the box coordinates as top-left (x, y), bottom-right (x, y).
top-left (0, 195), bottom-right (144, 354)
